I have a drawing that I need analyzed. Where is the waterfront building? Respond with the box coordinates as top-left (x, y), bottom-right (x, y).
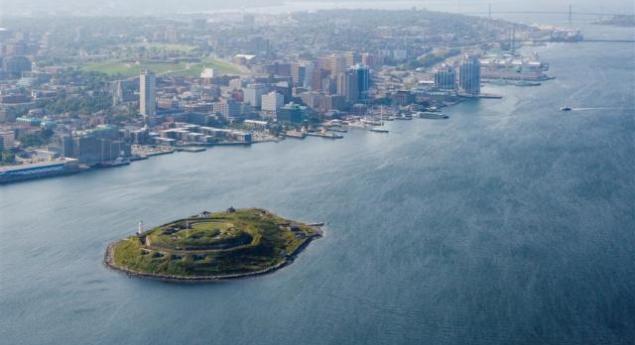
top-left (52, 126), bottom-right (132, 166)
top-left (214, 99), bottom-right (241, 119)
top-left (139, 70), bottom-right (156, 116)
top-left (391, 90), bottom-right (415, 106)
top-left (459, 55), bottom-right (481, 95)
top-left (243, 120), bottom-right (268, 130)
top-left (434, 66), bottom-right (457, 90)
top-left (261, 91), bottom-right (284, 116)
top-left (277, 102), bottom-right (306, 123)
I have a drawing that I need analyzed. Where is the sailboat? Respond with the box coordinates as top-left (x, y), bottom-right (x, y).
top-left (370, 106), bottom-right (389, 133)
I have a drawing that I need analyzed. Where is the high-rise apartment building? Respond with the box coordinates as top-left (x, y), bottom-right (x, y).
top-left (139, 70), bottom-right (156, 116)
top-left (336, 69), bottom-right (359, 103)
top-left (243, 83), bottom-right (268, 108)
top-left (261, 91), bottom-right (284, 116)
top-left (459, 55), bottom-right (481, 95)
top-left (434, 66), bottom-right (457, 90)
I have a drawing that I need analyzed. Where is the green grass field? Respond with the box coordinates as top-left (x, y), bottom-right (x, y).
top-left (122, 43), bottom-right (198, 53)
top-left (82, 57), bottom-right (243, 78)
top-left (110, 209), bottom-right (320, 278)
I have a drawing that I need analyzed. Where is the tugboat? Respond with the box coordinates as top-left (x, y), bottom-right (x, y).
top-left (560, 106), bottom-right (572, 111)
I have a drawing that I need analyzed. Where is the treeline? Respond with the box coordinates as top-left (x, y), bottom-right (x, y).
top-left (39, 92), bottom-right (112, 115)
top-left (19, 129), bottom-right (55, 148)
top-left (408, 48), bottom-right (461, 70)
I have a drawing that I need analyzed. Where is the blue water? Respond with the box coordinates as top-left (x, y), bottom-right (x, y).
top-left (1, 28), bottom-right (635, 345)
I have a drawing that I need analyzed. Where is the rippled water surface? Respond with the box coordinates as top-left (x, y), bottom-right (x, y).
top-left (1, 28), bottom-right (634, 345)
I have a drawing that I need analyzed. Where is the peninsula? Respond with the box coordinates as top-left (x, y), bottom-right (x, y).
top-left (105, 208), bottom-right (323, 282)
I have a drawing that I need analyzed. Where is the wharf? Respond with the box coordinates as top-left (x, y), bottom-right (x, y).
top-left (306, 132), bottom-right (344, 139)
top-left (177, 147), bottom-right (207, 153)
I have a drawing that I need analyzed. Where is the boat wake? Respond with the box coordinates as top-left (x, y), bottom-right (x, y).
top-left (570, 107), bottom-right (634, 111)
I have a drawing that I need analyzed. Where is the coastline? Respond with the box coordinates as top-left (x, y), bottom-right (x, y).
top-left (104, 225), bottom-right (323, 283)
top-left (2, 87), bottom-right (509, 187)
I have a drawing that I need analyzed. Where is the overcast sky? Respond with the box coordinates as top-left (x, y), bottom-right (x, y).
top-left (1, 0), bottom-right (633, 17)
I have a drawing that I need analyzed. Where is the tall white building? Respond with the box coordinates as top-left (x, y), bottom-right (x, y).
top-left (139, 70), bottom-right (156, 116)
top-left (261, 91), bottom-right (284, 116)
top-left (243, 83), bottom-right (268, 108)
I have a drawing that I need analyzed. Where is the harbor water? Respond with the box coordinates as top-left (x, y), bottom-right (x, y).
top-left (1, 25), bottom-right (634, 345)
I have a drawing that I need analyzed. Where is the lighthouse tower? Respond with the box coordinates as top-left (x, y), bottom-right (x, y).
top-left (137, 221), bottom-right (144, 235)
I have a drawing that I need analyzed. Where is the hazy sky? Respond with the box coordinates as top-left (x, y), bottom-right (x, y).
top-left (1, 0), bottom-right (633, 17)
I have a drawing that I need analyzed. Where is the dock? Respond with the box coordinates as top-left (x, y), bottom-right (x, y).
top-left (306, 132), bottom-right (344, 139)
top-left (177, 147), bottom-right (207, 153)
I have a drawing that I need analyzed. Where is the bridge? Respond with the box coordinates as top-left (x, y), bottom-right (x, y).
top-left (466, 4), bottom-right (634, 24)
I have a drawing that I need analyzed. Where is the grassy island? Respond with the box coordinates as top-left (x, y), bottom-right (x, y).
top-left (105, 208), bottom-right (322, 282)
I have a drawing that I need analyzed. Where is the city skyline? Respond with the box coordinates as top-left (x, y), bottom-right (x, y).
top-left (0, 3), bottom-right (633, 345)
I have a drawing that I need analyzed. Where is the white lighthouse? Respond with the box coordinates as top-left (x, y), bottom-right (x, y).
top-left (137, 221), bottom-right (144, 235)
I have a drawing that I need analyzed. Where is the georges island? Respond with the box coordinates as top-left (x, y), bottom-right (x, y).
top-left (105, 208), bottom-right (323, 282)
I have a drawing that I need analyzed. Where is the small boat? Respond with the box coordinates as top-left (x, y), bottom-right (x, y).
top-left (560, 107), bottom-right (572, 111)
top-left (395, 114), bottom-right (413, 120)
top-left (514, 80), bottom-right (541, 87)
top-left (370, 127), bottom-right (389, 133)
top-left (362, 119), bottom-right (382, 126)
top-left (99, 157), bottom-right (131, 168)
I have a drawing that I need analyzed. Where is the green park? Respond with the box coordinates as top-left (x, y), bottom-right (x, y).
top-left (105, 208), bottom-right (322, 281)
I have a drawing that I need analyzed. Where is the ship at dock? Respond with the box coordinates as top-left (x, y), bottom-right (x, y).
top-left (417, 112), bottom-right (449, 119)
top-left (480, 53), bottom-right (554, 82)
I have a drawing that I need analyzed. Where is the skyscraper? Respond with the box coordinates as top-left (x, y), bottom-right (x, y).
top-left (434, 66), bottom-right (456, 90)
top-left (139, 70), bottom-right (156, 116)
top-left (328, 54), bottom-right (347, 77)
top-left (291, 63), bottom-right (307, 87)
top-left (337, 69), bottom-right (359, 103)
top-left (243, 83), bottom-right (268, 108)
top-left (261, 91), bottom-right (284, 116)
top-left (112, 80), bottom-right (124, 106)
top-left (459, 55), bottom-right (481, 95)
top-left (352, 64), bottom-right (370, 100)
